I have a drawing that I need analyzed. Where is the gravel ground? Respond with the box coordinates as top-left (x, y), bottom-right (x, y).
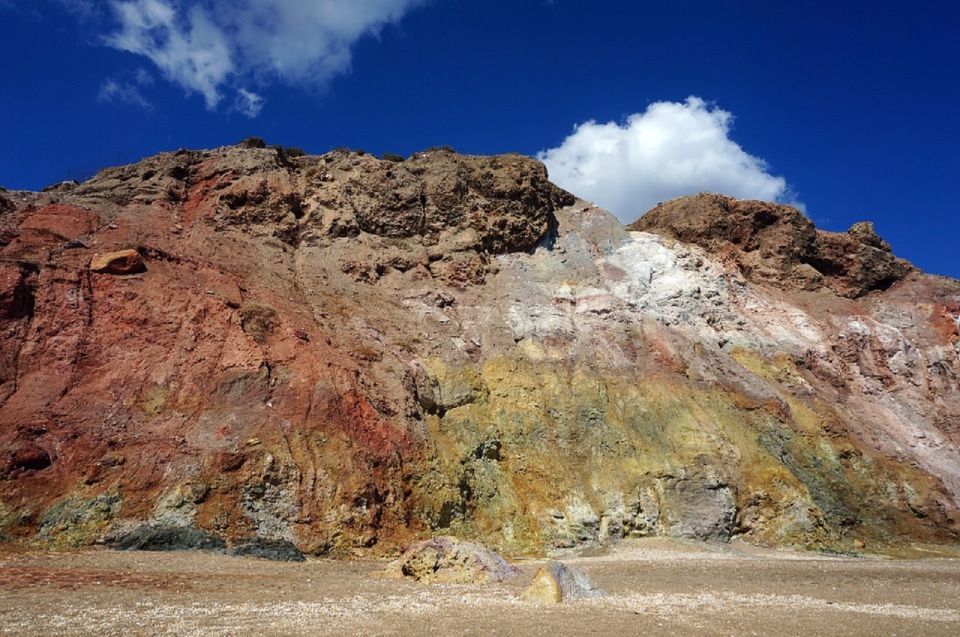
top-left (2, 539), bottom-right (959, 636)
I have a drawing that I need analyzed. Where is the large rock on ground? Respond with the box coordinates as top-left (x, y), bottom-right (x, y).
top-left (387, 536), bottom-right (521, 584)
top-left (228, 537), bottom-right (305, 562)
top-left (521, 561), bottom-right (605, 603)
top-left (108, 524), bottom-right (226, 552)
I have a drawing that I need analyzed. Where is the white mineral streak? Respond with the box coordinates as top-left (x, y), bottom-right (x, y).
top-left (492, 205), bottom-right (829, 361)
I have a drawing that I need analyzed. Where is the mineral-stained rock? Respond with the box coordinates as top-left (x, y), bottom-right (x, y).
top-left (229, 537), bottom-right (305, 562)
top-left (521, 561), bottom-right (605, 603)
top-left (6, 444), bottom-right (51, 473)
top-left (387, 536), bottom-right (521, 584)
top-left (109, 524), bottom-right (226, 552)
top-left (37, 493), bottom-right (122, 548)
top-left (89, 249), bottom-right (145, 275)
top-left (659, 476), bottom-right (737, 542)
top-left (629, 194), bottom-right (911, 298)
top-left (0, 143), bottom-right (958, 557)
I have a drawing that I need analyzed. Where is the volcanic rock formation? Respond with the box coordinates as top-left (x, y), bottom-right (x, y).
top-left (0, 143), bottom-right (958, 556)
top-left (521, 561), bottom-right (604, 603)
top-left (385, 536), bottom-right (521, 583)
top-left (629, 194), bottom-right (912, 298)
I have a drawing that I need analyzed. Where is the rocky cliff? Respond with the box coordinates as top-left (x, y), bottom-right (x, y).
top-left (1, 143), bottom-right (958, 556)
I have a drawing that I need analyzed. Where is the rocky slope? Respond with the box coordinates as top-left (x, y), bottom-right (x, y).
top-left (1, 142), bottom-right (958, 556)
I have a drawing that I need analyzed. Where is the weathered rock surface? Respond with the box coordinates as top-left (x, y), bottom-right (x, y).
top-left (109, 524), bottom-right (226, 552)
top-left (521, 561), bottom-right (604, 603)
top-left (228, 537), bottom-right (305, 562)
top-left (89, 249), bottom-right (145, 275)
top-left (629, 194), bottom-right (912, 298)
top-left (386, 536), bottom-right (521, 583)
top-left (0, 143), bottom-right (958, 557)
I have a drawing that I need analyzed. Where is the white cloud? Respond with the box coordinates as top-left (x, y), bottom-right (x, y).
top-left (97, 67), bottom-right (155, 110)
top-left (103, 0), bottom-right (423, 114)
top-left (106, 0), bottom-right (234, 108)
top-left (234, 87), bottom-right (265, 118)
top-left (538, 97), bottom-right (800, 222)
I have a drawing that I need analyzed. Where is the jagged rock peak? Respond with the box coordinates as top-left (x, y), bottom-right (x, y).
top-left (629, 193), bottom-right (912, 298)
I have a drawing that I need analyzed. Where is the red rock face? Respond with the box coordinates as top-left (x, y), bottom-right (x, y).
top-left (0, 145), bottom-right (575, 553)
top-left (0, 144), bottom-right (957, 556)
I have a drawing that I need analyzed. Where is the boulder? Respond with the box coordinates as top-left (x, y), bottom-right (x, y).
top-left (90, 249), bottom-right (145, 275)
top-left (109, 524), bottom-right (226, 552)
top-left (521, 561), bottom-right (605, 604)
top-left (387, 536), bottom-right (520, 584)
top-left (229, 538), bottom-right (305, 562)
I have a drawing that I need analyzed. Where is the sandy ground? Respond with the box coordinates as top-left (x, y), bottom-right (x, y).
top-left (1, 539), bottom-right (960, 636)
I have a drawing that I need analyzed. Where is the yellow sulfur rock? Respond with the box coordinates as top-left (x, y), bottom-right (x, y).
top-left (89, 249), bottom-right (144, 275)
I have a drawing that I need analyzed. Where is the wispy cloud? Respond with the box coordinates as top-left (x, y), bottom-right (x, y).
top-left (538, 97), bottom-right (801, 222)
top-left (106, 0), bottom-right (234, 108)
top-left (99, 0), bottom-right (425, 115)
top-left (97, 67), bottom-right (155, 111)
top-left (233, 87), bottom-right (264, 118)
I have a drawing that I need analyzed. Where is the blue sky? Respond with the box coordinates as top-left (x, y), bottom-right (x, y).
top-left (1, 1), bottom-right (957, 277)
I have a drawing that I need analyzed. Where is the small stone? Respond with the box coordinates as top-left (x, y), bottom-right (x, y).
top-left (101, 452), bottom-right (125, 467)
top-left (90, 249), bottom-right (145, 275)
top-left (521, 561), bottom-right (605, 604)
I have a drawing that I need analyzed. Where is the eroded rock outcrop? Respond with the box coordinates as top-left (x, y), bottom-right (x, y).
top-left (0, 143), bottom-right (957, 557)
top-left (629, 194), bottom-right (911, 298)
top-left (521, 561), bottom-right (604, 603)
top-left (108, 524), bottom-right (227, 552)
top-left (385, 536), bottom-right (521, 583)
